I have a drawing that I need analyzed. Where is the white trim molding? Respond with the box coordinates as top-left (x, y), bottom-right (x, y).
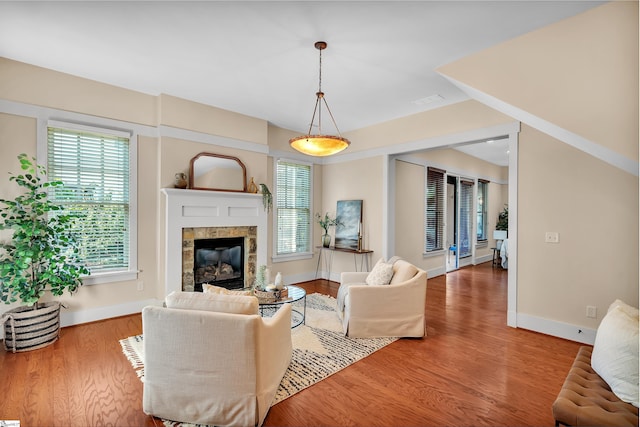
top-left (517, 313), bottom-right (597, 345)
top-left (440, 75), bottom-right (639, 177)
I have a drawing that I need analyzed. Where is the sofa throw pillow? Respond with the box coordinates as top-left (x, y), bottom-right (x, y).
top-left (365, 259), bottom-right (394, 286)
top-left (591, 301), bottom-right (639, 407)
top-left (202, 283), bottom-right (253, 296)
top-left (165, 291), bottom-right (259, 315)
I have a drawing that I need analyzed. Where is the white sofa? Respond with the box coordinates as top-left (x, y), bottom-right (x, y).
top-left (336, 258), bottom-right (427, 338)
top-left (142, 291), bottom-right (292, 427)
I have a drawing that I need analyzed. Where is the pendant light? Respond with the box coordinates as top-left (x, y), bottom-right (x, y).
top-left (289, 41), bottom-right (350, 156)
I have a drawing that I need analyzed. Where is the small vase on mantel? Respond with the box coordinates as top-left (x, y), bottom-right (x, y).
top-left (322, 233), bottom-right (331, 248)
top-left (247, 177), bottom-right (258, 193)
top-left (174, 173), bottom-right (188, 189)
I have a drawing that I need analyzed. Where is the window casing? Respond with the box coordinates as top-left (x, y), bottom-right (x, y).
top-left (477, 179), bottom-right (489, 242)
top-left (45, 120), bottom-right (137, 284)
top-left (425, 167), bottom-right (445, 252)
top-left (274, 159), bottom-right (312, 260)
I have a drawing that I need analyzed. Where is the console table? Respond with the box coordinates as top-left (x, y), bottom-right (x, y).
top-left (315, 246), bottom-right (373, 281)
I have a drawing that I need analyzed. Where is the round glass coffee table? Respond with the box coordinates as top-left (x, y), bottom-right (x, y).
top-left (255, 285), bottom-right (306, 328)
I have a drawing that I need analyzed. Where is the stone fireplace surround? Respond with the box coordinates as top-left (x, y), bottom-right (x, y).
top-left (183, 226), bottom-right (256, 291)
top-left (162, 188), bottom-right (268, 297)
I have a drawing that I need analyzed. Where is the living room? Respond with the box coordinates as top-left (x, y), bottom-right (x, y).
top-left (0, 1), bottom-right (637, 426)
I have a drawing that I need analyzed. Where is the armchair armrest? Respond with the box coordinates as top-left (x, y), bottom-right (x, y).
top-left (256, 304), bottom-right (292, 425)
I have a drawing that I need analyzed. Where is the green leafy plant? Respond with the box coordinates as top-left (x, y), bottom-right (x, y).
top-left (496, 205), bottom-right (508, 231)
top-left (0, 154), bottom-right (89, 308)
top-left (259, 183), bottom-right (272, 213)
top-left (315, 212), bottom-right (340, 235)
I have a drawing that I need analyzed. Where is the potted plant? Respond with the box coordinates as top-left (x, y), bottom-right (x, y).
top-left (259, 183), bottom-right (272, 213)
top-left (315, 212), bottom-right (340, 248)
top-left (496, 205), bottom-right (508, 232)
top-left (0, 154), bottom-right (89, 352)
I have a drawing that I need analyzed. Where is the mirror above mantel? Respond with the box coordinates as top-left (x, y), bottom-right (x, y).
top-left (189, 152), bottom-right (247, 192)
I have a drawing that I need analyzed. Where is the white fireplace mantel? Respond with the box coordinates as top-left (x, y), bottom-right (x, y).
top-left (162, 188), bottom-right (268, 296)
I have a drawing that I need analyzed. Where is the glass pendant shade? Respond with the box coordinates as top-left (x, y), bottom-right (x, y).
top-left (289, 41), bottom-right (350, 157)
top-left (289, 134), bottom-right (350, 156)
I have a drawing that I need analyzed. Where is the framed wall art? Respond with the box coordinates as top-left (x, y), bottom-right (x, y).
top-left (335, 199), bottom-right (363, 250)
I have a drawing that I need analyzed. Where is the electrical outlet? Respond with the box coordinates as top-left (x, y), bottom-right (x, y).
top-left (586, 305), bottom-right (597, 318)
top-left (545, 232), bottom-right (559, 243)
top-left (137, 281), bottom-right (144, 291)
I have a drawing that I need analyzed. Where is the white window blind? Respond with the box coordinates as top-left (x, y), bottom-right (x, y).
top-left (47, 124), bottom-right (131, 274)
top-left (276, 159), bottom-right (311, 256)
top-left (477, 179), bottom-right (489, 241)
top-left (425, 167), bottom-right (445, 252)
top-left (459, 179), bottom-right (474, 257)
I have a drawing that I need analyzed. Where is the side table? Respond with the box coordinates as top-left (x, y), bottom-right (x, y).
top-left (315, 246), bottom-right (373, 281)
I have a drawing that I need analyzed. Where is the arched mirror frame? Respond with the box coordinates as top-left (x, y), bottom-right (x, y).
top-left (189, 152), bottom-right (248, 192)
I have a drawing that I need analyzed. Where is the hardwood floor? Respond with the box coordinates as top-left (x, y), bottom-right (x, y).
top-left (0, 262), bottom-right (582, 427)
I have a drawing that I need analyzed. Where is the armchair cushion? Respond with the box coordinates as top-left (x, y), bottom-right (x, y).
top-left (165, 290), bottom-right (259, 315)
top-left (389, 260), bottom-right (419, 285)
top-left (365, 259), bottom-right (394, 286)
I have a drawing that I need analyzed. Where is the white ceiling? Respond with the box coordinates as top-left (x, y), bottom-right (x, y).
top-left (0, 1), bottom-right (602, 166)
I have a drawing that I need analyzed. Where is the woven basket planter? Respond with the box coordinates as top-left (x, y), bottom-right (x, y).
top-left (2, 301), bottom-right (61, 353)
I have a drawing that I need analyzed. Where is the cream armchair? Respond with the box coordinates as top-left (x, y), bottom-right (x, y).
top-left (337, 258), bottom-right (427, 338)
top-left (142, 291), bottom-right (292, 427)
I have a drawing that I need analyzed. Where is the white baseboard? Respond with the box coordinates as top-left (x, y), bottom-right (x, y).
top-left (474, 254), bottom-right (493, 264)
top-left (60, 298), bottom-right (162, 328)
top-left (427, 266), bottom-right (446, 278)
top-left (517, 312), bottom-right (596, 345)
top-left (0, 298), bottom-right (162, 341)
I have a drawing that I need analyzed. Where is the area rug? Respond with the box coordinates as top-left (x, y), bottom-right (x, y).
top-left (119, 293), bottom-right (398, 425)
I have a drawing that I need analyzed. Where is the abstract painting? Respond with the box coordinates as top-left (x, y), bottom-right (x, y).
top-left (335, 200), bottom-right (363, 250)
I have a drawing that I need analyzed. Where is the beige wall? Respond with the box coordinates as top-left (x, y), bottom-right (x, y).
top-left (343, 100), bottom-right (513, 151)
top-left (0, 0), bottom-right (637, 340)
top-left (0, 58), bottom-right (157, 126)
top-left (0, 59), bottom-right (273, 319)
top-left (393, 148), bottom-right (508, 275)
top-left (320, 156), bottom-right (385, 276)
top-left (158, 94), bottom-right (268, 145)
top-left (394, 160), bottom-right (432, 269)
top-left (437, 1), bottom-right (639, 162)
top-left (518, 125), bottom-right (638, 328)
top-left (0, 113), bottom-right (161, 313)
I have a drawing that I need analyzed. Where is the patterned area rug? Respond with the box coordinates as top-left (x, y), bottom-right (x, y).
top-left (119, 293), bottom-right (397, 426)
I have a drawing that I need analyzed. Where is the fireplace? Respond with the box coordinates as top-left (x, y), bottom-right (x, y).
top-left (193, 237), bottom-right (244, 291)
top-left (163, 188), bottom-right (267, 297)
top-left (182, 225), bottom-right (257, 292)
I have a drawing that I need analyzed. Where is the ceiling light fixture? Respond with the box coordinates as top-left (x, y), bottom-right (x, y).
top-left (289, 41), bottom-right (350, 157)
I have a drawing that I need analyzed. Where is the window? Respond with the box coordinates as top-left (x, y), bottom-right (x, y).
top-left (477, 179), bottom-right (488, 241)
top-left (46, 121), bottom-right (136, 283)
top-left (459, 179), bottom-right (474, 257)
top-left (425, 167), bottom-right (445, 252)
top-left (275, 159), bottom-right (312, 258)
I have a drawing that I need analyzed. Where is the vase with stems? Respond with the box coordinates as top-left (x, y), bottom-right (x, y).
top-left (315, 212), bottom-right (340, 248)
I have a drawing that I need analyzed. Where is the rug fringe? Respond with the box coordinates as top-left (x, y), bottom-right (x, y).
top-left (119, 334), bottom-right (145, 378)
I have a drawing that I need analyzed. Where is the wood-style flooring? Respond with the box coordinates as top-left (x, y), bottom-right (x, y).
top-left (0, 262), bottom-right (582, 426)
